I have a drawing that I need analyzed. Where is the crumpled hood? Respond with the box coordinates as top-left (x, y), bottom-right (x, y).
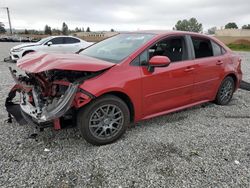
top-left (11, 42), bottom-right (40, 50)
top-left (17, 52), bottom-right (115, 73)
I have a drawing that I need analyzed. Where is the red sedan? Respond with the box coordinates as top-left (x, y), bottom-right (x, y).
top-left (6, 31), bottom-right (242, 145)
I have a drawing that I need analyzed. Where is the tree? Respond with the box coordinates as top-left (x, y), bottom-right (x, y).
top-left (44, 25), bottom-right (52, 35)
top-left (62, 22), bottom-right (69, 35)
top-left (52, 28), bottom-right (61, 35)
top-left (174, 18), bottom-right (202, 33)
top-left (86, 27), bottom-right (90, 32)
top-left (110, 28), bottom-right (115, 32)
top-left (207, 27), bottom-right (217, 35)
top-left (225, 22), bottom-right (238, 29)
top-left (82, 27), bottom-right (85, 32)
top-left (242, 24), bottom-right (250, 29)
top-left (24, 29), bottom-right (29, 34)
top-left (75, 27), bottom-right (81, 32)
top-left (0, 22), bottom-right (6, 34)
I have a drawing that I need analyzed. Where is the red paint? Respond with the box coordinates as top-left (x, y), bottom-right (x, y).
top-left (53, 118), bottom-right (61, 130)
top-left (17, 31), bottom-right (242, 123)
top-left (149, 56), bottom-right (171, 67)
top-left (17, 52), bottom-right (115, 73)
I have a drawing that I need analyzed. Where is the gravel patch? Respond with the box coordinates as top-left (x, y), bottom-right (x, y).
top-left (0, 42), bottom-right (250, 187)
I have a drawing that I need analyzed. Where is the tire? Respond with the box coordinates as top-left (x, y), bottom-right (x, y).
top-left (215, 76), bottom-right (235, 105)
top-left (77, 95), bottom-right (130, 145)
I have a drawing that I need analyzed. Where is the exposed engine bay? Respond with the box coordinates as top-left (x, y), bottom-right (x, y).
top-left (5, 68), bottom-right (102, 129)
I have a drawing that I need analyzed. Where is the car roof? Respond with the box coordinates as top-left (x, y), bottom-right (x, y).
top-left (50, 35), bottom-right (80, 39)
top-left (128, 30), bottom-right (208, 37)
top-left (127, 30), bottom-right (226, 46)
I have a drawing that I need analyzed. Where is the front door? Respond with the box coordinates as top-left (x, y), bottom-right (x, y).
top-left (141, 36), bottom-right (195, 117)
top-left (63, 37), bottom-right (81, 53)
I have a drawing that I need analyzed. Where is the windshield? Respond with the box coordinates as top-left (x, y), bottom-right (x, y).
top-left (38, 36), bottom-right (53, 44)
top-left (80, 33), bottom-right (155, 63)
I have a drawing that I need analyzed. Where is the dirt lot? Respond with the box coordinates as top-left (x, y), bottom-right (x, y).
top-left (215, 36), bottom-right (250, 45)
top-left (0, 42), bottom-right (250, 187)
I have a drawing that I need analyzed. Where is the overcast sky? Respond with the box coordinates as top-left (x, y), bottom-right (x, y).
top-left (0, 0), bottom-right (249, 31)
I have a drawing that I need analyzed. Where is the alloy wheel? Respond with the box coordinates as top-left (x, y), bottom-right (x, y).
top-left (89, 104), bottom-right (124, 140)
top-left (219, 79), bottom-right (234, 103)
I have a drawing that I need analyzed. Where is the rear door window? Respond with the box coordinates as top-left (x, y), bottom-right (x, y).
top-left (191, 37), bottom-right (213, 58)
top-left (64, 37), bottom-right (80, 44)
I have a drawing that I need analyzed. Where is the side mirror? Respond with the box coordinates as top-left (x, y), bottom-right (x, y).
top-left (148, 56), bottom-right (171, 72)
top-left (47, 41), bottom-right (52, 46)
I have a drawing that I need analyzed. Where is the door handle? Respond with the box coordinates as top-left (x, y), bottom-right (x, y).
top-left (216, 60), bottom-right (223, 65)
top-left (184, 67), bottom-right (195, 72)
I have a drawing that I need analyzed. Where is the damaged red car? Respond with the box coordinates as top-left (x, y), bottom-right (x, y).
top-left (6, 31), bottom-right (242, 145)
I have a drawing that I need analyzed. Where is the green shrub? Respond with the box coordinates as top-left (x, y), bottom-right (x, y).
top-left (227, 43), bottom-right (250, 51)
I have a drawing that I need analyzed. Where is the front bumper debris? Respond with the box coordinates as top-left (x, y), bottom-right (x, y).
top-left (240, 80), bottom-right (250, 91)
top-left (20, 83), bottom-right (79, 123)
top-left (6, 67), bottom-right (79, 127)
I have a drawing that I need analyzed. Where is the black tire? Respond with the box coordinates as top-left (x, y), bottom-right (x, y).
top-left (215, 76), bottom-right (235, 105)
top-left (22, 50), bottom-right (34, 57)
top-left (240, 80), bottom-right (250, 91)
top-left (77, 95), bottom-right (130, 145)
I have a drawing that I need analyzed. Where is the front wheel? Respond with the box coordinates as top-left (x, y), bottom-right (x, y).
top-left (215, 76), bottom-right (235, 105)
top-left (77, 95), bottom-right (130, 145)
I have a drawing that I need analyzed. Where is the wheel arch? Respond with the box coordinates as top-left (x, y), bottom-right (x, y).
top-left (98, 91), bottom-right (135, 123)
top-left (213, 72), bottom-right (238, 101)
top-left (224, 73), bottom-right (238, 91)
top-left (22, 50), bottom-right (35, 57)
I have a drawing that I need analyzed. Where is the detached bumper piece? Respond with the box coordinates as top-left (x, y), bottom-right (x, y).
top-left (5, 85), bottom-right (27, 125)
top-left (240, 80), bottom-right (250, 91)
top-left (6, 67), bottom-right (79, 130)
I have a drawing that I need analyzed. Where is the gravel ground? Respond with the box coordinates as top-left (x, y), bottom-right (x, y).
top-left (0, 42), bottom-right (250, 187)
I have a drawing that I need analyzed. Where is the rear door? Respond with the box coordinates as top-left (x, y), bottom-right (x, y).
top-left (140, 35), bottom-right (195, 117)
top-left (64, 37), bottom-right (81, 53)
top-left (190, 36), bottom-right (227, 102)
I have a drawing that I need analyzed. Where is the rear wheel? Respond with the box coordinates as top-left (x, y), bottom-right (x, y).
top-left (215, 76), bottom-right (235, 105)
top-left (77, 95), bottom-right (130, 145)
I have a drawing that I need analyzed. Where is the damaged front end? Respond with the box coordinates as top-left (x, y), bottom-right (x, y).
top-left (6, 68), bottom-right (98, 130)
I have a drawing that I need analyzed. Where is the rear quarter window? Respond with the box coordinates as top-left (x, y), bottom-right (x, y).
top-left (211, 41), bottom-right (226, 56)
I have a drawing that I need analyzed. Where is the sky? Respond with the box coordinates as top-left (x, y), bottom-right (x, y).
top-left (0, 0), bottom-right (249, 32)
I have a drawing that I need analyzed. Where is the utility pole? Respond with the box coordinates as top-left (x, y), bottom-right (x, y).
top-left (1, 7), bottom-right (12, 35)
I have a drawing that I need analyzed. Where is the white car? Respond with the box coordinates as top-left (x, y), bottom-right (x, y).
top-left (10, 36), bottom-right (93, 61)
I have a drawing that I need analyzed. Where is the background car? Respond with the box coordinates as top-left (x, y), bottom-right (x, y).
top-left (6, 31), bottom-right (242, 145)
top-left (9, 36), bottom-right (93, 61)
